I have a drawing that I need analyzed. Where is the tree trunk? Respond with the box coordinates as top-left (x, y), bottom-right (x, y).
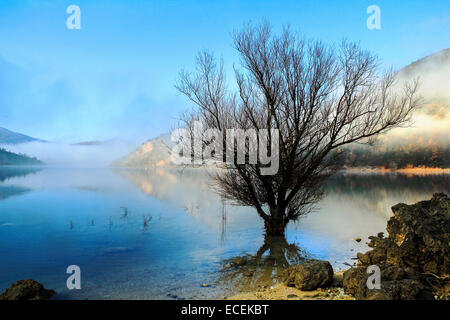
top-left (264, 217), bottom-right (288, 237)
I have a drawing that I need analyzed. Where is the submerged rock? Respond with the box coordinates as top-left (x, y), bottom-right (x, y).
top-left (343, 193), bottom-right (449, 300)
top-left (285, 259), bottom-right (333, 290)
top-left (0, 279), bottom-right (55, 300)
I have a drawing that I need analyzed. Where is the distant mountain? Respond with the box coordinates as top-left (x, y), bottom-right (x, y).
top-left (0, 127), bottom-right (45, 145)
top-left (71, 140), bottom-right (103, 146)
top-left (398, 48), bottom-right (450, 78)
top-left (0, 148), bottom-right (44, 166)
top-left (396, 48), bottom-right (450, 123)
top-left (345, 48), bottom-right (450, 169)
top-left (113, 134), bottom-right (173, 168)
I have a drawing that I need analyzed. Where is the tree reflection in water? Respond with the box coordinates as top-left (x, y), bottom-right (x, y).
top-left (0, 166), bottom-right (42, 183)
top-left (217, 236), bottom-right (310, 295)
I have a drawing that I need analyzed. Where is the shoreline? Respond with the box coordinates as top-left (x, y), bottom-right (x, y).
top-left (225, 271), bottom-right (354, 300)
top-left (112, 165), bottom-right (450, 175)
top-left (342, 166), bottom-right (450, 175)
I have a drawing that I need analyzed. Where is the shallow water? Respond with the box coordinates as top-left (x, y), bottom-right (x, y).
top-left (0, 167), bottom-right (447, 299)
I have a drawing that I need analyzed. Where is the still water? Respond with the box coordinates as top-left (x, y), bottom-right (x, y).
top-left (0, 167), bottom-right (447, 299)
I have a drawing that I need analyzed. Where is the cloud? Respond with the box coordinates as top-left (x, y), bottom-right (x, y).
top-left (0, 56), bottom-right (83, 140)
top-left (0, 55), bottom-right (183, 143)
top-left (424, 102), bottom-right (448, 120)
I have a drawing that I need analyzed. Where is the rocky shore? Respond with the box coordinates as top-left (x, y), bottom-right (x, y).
top-left (226, 271), bottom-right (354, 300)
top-left (343, 192), bottom-right (449, 300)
top-left (228, 193), bottom-right (449, 300)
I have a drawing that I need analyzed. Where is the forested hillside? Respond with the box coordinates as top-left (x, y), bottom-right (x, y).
top-left (0, 148), bottom-right (44, 165)
top-left (343, 145), bottom-right (450, 169)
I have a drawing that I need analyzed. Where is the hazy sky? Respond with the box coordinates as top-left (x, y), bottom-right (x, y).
top-left (0, 0), bottom-right (449, 143)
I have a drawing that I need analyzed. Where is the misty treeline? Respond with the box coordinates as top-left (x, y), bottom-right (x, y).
top-left (0, 148), bottom-right (44, 166)
top-left (343, 144), bottom-right (450, 169)
top-left (176, 22), bottom-right (420, 236)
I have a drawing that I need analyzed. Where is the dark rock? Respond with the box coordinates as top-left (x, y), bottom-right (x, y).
top-left (343, 264), bottom-right (428, 300)
top-left (343, 193), bottom-right (449, 300)
top-left (0, 279), bottom-right (55, 300)
top-left (342, 267), bottom-right (366, 296)
top-left (233, 257), bottom-right (246, 267)
top-left (332, 273), bottom-right (344, 287)
top-left (285, 259), bottom-right (333, 290)
top-left (243, 271), bottom-right (254, 277)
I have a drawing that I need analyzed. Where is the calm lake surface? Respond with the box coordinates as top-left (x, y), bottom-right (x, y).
top-left (0, 166), bottom-right (448, 299)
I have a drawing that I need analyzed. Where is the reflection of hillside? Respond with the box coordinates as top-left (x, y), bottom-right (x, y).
top-left (0, 167), bottom-right (41, 201)
top-left (115, 168), bottom-right (258, 232)
top-left (116, 168), bottom-right (209, 208)
top-left (0, 185), bottom-right (30, 201)
top-left (326, 173), bottom-right (449, 217)
top-left (118, 168), bottom-right (449, 238)
top-left (0, 166), bottom-right (42, 183)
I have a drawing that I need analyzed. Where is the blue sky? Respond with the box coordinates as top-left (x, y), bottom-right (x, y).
top-left (0, 0), bottom-right (449, 143)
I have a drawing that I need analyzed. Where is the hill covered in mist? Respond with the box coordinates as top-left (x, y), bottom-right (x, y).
top-left (382, 48), bottom-right (450, 144)
top-left (345, 48), bottom-right (450, 169)
top-left (0, 148), bottom-right (44, 166)
top-left (0, 127), bottom-right (45, 145)
top-left (0, 127), bottom-right (45, 165)
top-left (113, 134), bottom-right (172, 168)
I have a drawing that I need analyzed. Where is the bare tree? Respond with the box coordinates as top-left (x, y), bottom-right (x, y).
top-left (175, 22), bottom-right (419, 236)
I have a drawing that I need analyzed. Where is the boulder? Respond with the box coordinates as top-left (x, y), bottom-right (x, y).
top-left (285, 259), bottom-right (333, 290)
top-left (0, 279), bottom-right (55, 300)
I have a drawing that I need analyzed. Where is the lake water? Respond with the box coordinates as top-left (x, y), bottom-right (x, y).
top-left (0, 166), bottom-right (448, 299)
